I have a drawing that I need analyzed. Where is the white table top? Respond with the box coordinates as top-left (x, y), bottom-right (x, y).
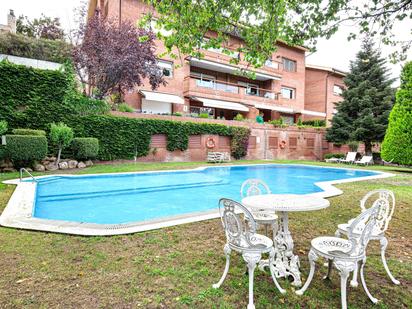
top-left (241, 194), bottom-right (330, 212)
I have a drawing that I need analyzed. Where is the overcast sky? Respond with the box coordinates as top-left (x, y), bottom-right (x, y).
top-left (1, 0), bottom-right (411, 86)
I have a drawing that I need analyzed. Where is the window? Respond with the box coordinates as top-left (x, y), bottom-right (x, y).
top-left (281, 115), bottom-right (295, 125)
top-left (282, 58), bottom-right (297, 72)
top-left (192, 72), bottom-right (216, 89)
top-left (158, 60), bottom-right (173, 78)
top-left (238, 82), bottom-right (259, 96)
top-left (281, 87), bottom-right (295, 99)
top-left (268, 136), bottom-right (279, 149)
top-left (289, 137), bottom-right (298, 148)
top-left (333, 84), bottom-right (344, 95)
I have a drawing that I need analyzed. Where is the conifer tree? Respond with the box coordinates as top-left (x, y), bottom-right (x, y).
top-left (326, 39), bottom-right (394, 154)
top-left (381, 61), bottom-right (412, 165)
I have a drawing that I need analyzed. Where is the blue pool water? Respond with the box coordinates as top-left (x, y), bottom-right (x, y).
top-left (32, 164), bottom-right (378, 224)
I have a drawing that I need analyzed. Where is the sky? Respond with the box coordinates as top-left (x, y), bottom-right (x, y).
top-left (1, 0), bottom-right (411, 86)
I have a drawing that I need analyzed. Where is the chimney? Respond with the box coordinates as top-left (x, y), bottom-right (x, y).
top-left (7, 9), bottom-right (16, 34)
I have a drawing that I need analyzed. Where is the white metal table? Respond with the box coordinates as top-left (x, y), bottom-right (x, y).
top-left (242, 194), bottom-right (330, 287)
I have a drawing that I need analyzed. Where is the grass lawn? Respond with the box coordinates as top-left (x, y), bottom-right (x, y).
top-left (0, 160), bottom-right (411, 308)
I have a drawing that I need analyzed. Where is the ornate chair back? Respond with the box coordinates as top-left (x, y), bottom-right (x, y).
top-left (360, 189), bottom-right (395, 233)
top-left (347, 200), bottom-right (385, 257)
top-left (218, 198), bottom-right (263, 251)
top-left (240, 179), bottom-right (271, 199)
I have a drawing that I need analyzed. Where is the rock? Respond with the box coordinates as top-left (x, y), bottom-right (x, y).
top-left (77, 162), bottom-right (86, 169)
top-left (45, 163), bottom-right (58, 171)
top-left (68, 160), bottom-right (78, 169)
top-left (0, 160), bottom-right (13, 168)
top-left (48, 156), bottom-right (57, 162)
top-left (58, 162), bottom-right (68, 170)
top-left (33, 164), bottom-right (45, 172)
top-left (85, 160), bottom-right (93, 167)
top-left (25, 168), bottom-right (33, 172)
top-left (2, 167), bottom-right (17, 173)
top-left (42, 160), bottom-right (50, 166)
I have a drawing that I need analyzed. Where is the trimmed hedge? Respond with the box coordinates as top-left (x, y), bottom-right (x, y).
top-left (302, 119), bottom-right (326, 127)
top-left (12, 128), bottom-right (46, 136)
top-left (4, 135), bottom-right (47, 163)
top-left (73, 115), bottom-right (250, 160)
top-left (71, 138), bottom-right (99, 160)
top-left (324, 153), bottom-right (345, 159)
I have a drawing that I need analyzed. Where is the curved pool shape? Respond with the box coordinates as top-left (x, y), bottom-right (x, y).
top-left (32, 164), bottom-right (379, 225)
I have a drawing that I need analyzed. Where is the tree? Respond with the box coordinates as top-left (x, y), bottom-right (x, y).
top-left (143, 0), bottom-right (412, 67)
top-left (381, 62), bottom-right (412, 165)
top-left (72, 11), bottom-right (165, 99)
top-left (16, 14), bottom-right (65, 40)
top-left (49, 123), bottom-right (74, 166)
top-left (326, 39), bottom-right (394, 154)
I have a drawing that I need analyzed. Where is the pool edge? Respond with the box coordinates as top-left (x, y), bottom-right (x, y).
top-left (0, 163), bottom-right (395, 236)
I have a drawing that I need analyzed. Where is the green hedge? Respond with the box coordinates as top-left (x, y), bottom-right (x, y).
top-left (73, 115), bottom-right (250, 160)
top-left (324, 153), bottom-right (345, 159)
top-left (4, 135), bottom-right (47, 163)
top-left (302, 119), bottom-right (326, 127)
top-left (0, 61), bottom-right (108, 130)
top-left (0, 32), bottom-right (72, 63)
top-left (12, 128), bottom-right (46, 136)
top-left (71, 138), bottom-right (99, 160)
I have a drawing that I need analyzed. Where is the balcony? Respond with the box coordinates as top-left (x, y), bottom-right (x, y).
top-left (184, 76), bottom-right (279, 106)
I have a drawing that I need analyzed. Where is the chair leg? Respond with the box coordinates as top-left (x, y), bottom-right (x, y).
top-left (296, 249), bottom-right (318, 295)
top-left (360, 257), bottom-right (378, 304)
top-left (212, 244), bottom-right (231, 289)
top-left (242, 252), bottom-right (262, 309)
top-left (380, 237), bottom-right (400, 285)
top-left (339, 268), bottom-right (350, 309)
top-left (350, 261), bottom-right (359, 287)
top-left (323, 259), bottom-right (333, 280)
top-left (269, 248), bottom-right (286, 294)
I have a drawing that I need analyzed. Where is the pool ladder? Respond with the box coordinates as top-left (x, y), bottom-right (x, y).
top-left (20, 168), bottom-right (38, 183)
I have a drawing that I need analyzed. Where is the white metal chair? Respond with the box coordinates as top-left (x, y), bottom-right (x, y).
top-left (335, 189), bottom-right (399, 287)
top-left (240, 179), bottom-right (278, 238)
top-left (213, 198), bottom-right (285, 309)
top-left (354, 155), bottom-right (373, 165)
top-left (339, 152), bottom-right (357, 164)
top-left (296, 199), bottom-right (388, 309)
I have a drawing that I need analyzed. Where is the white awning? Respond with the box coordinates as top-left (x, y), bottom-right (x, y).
top-left (255, 103), bottom-right (294, 114)
top-left (299, 110), bottom-right (326, 117)
top-left (140, 90), bottom-right (184, 104)
top-left (189, 58), bottom-right (281, 81)
top-left (193, 97), bottom-right (249, 112)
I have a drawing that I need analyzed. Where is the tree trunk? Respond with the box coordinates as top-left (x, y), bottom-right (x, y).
top-left (56, 147), bottom-right (62, 166)
top-left (364, 141), bottom-right (372, 155)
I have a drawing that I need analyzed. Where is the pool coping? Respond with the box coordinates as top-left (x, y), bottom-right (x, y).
top-left (0, 163), bottom-right (394, 236)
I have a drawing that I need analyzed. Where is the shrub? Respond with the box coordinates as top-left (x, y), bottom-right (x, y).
top-left (381, 61), bottom-right (412, 165)
top-left (4, 135), bottom-right (47, 166)
top-left (71, 138), bottom-right (99, 160)
top-left (12, 128), bottom-right (46, 136)
top-left (297, 117), bottom-right (303, 126)
top-left (0, 32), bottom-right (72, 63)
top-left (198, 113), bottom-right (210, 119)
top-left (173, 112), bottom-right (182, 116)
top-left (231, 127), bottom-right (250, 159)
top-left (234, 113), bottom-right (245, 121)
top-left (302, 119), bottom-right (326, 127)
top-left (269, 118), bottom-right (286, 128)
top-left (324, 153), bottom-right (345, 159)
top-left (348, 141), bottom-right (359, 152)
top-left (49, 122), bottom-right (74, 165)
top-left (0, 120), bottom-right (7, 135)
top-left (118, 103), bottom-right (134, 113)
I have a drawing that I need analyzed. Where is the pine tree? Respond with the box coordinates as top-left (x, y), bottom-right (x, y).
top-left (326, 39), bottom-right (394, 154)
top-left (381, 62), bottom-right (412, 165)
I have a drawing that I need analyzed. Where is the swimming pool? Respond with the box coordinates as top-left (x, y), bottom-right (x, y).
top-left (1, 164), bottom-right (391, 235)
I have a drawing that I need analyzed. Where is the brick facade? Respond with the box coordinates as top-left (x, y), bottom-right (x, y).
top-left (304, 65), bottom-right (346, 123)
top-left (88, 0), bottom-right (336, 123)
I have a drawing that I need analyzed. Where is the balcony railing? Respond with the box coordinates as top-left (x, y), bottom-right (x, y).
top-left (187, 75), bottom-right (278, 101)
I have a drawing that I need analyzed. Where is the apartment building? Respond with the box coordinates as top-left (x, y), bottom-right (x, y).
top-left (0, 10), bottom-right (16, 34)
top-left (88, 0), bottom-right (342, 123)
top-left (304, 65), bottom-right (346, 122)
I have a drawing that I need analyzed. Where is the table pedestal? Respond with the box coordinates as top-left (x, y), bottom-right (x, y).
top-left (259, 211), bottom-right (302, 287)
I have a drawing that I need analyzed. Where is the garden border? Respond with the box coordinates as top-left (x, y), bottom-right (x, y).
top-left (0, 163), bottom-right (394, 236)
